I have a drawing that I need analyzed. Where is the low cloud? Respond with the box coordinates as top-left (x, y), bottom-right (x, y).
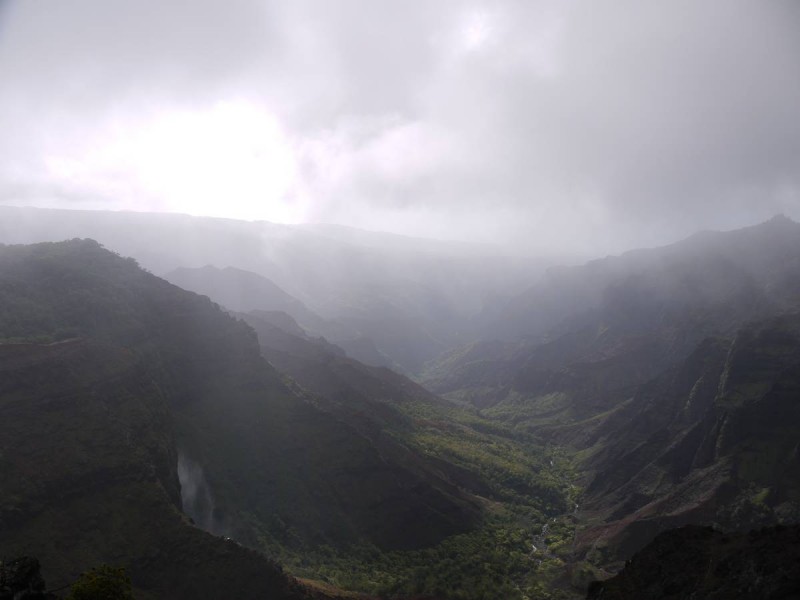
top-left (1, 0), bottom-right (799, 256)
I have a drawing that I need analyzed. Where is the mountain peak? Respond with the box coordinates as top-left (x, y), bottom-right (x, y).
top-left (745, 213), bottom-right (800, 238)
top-left (764, 213), bottom-right (796, 226)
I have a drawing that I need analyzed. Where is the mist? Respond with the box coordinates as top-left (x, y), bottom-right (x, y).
top-left (1, 0), bottom-right (799, 257)
top-left (3, 6), bottom-right (800, 595)
top-left (177, 451), bottom-right (230, 537)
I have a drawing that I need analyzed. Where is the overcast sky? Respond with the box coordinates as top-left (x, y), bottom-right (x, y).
top-left (1, 0), bottom-right (799, 256)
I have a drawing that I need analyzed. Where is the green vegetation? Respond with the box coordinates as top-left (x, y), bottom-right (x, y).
top-left (68, 566), bottom-right (133, 600)
top-left (403, 401), bottom-right (578, 511)
top-left (242, 309), bottom-right (586, 597)
top-left (246, 395), bottom-right (584, 599)
top-left (272, 512), bottom-right (580, 599)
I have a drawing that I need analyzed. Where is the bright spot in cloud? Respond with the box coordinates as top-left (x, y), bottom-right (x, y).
top-left (461, 11), bottom-right (493, 51)
top-left (44, 101), bottom-right (303, 222)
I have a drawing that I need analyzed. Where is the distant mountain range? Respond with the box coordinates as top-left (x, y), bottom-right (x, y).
top-left (2, 210), bottom-right (800, 599)
top-left (163, 265), bottom-right (397, 368)
top-left (0, 205), bottom-right (544, 373)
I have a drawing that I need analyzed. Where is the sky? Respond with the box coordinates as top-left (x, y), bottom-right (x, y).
top-left (0, 0), bottom-right (799, 256)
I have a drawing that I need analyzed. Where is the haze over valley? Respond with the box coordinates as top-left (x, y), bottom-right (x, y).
top-left (1, 2), bottom-right (800, 599)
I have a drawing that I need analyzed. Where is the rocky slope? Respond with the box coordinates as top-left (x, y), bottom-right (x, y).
top-left (586, 525), bottom-right (800, 600)
top-left (577, 312), bottom-right (800, 561)
top-left (423, 216), bottom-right (800, 575)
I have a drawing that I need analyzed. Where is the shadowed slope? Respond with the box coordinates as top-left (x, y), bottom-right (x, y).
top-left (586, 525), bottom-right (800, 600)
top-left (0, 239), bottom-right (485, 597)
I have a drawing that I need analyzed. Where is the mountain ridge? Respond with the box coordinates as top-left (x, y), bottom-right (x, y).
top-left (0, 239), bottom-right (489, 598)
top-left (0, 205), bottom-right (544, 374)
top-left (421, 215), bottom-right (800, 579)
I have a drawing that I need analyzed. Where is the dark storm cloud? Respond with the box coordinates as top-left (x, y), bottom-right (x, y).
top-left (0, 0), bottom-right (799, 255)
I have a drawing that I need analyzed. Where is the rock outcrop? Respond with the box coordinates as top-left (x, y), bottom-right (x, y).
top-left (586, 525), bottom-right (800, 600)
